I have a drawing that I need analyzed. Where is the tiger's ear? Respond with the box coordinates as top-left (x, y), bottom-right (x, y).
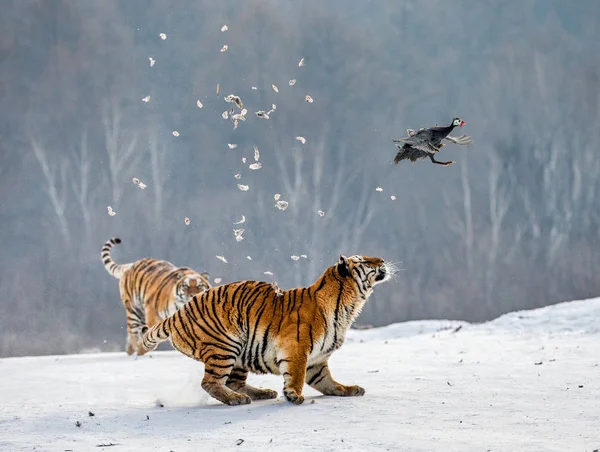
top-left (175, 272), bottom-right (183, 280)
top-left (337, 255), bottom-right (350, 278)
top-left (200, 271), bottom-right (210, 280)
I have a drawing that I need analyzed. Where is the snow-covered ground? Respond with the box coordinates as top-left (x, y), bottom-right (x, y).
top-left (1, 298), bottom-right (599, 452)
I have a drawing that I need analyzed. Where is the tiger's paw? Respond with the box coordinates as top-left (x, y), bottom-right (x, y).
top-left (283, 389), bottom-right (305, 405)
top-left (342, 385), bottom-right (365, 397)
top-left (225, 394), bottom-right (252, 406)
top-left (252, 389), bottom-right (278, 400)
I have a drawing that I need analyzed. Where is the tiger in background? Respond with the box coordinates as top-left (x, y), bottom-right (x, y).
top-left (141, 254), bottom-right (394, 406)
top-left (101, 237), bottom-right (212, 355)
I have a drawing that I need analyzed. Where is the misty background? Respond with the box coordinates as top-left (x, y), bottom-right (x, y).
top-left (1, 0), bottom-right (599, 357)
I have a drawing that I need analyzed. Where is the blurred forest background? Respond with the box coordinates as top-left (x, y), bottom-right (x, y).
top-left (1, 0), bottom-right (599, 357)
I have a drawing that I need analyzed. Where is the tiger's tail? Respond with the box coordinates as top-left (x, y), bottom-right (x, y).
top-left (101, 237), bottom-right (130, 279)
top-left (140, 316), bottom-right (173, 352)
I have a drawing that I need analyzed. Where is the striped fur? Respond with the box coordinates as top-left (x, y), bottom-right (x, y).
top-left (141, 255), bottom-right (392, 406)
top-left (101, 237), bottom-right (212, 355)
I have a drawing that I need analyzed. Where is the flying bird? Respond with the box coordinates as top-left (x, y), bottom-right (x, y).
top-left (392, 117), bottom-right (472, 166)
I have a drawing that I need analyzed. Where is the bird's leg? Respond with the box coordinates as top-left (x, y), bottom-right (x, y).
top-left (429, 155), bottom-right (455, 166)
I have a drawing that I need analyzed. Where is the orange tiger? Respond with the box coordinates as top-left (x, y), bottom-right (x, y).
top-left (101, 237), bottom-right (212, 355)
top-left (141, 254), bottom-right (393, 406)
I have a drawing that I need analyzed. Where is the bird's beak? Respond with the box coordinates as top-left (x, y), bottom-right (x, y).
top-left (460, 120), bottom-right (466, 128)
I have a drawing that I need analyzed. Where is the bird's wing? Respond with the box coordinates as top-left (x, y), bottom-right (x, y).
top-left (393, 132), bottom-right (440, 154)
top-left (412, 142), bottom-right (439, 154)
top-left (444, 134), bottom-right (473, 145)
top-left (406, 128), bottom-right (416, 136)
top-left (392, 136), bottom-right (411, 144)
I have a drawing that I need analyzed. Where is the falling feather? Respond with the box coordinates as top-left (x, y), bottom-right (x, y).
top-left (159, 33), bottom-right (167, 40)
top-left (228, 143), bottom-right (237, 149)
top-left (253, 145), bottom-right (260, 161)
top-left (296, 136), bottom-right (306, 144)
top-left (172, 131), bottom-right (180, 137)
top-left (132, 178), bottom-right (140, 185)
top-left (216, 255), bottom-right (228, 263)
top-left (196, 100), bottom-right (203, 108)
top-left (298, 57), bottom-right (305, 67)
top-left (376, 187), bottom-right (383, 192)
top-left (318, 210), bottom-right (325, 217)
top-left (234, 228), bottom-right (245, 242)
top-left (289, 79), bottom-right (296, 86)
top-left (275, 200), bottom-right (289, 211)
top-left (252, 86), bottom-right (258, 90)
top-left (234, 172), bottom-right (241, 179)
top-left (242, 157), bottom-right (247, 163)
top-left (305, 95), bottom-right (313, 103)
top-left (291, 255), bottom-right (300, 261)
top-left (184, 217), bottom-right (190, 225)
top-left (138, 182), bottom-right (147, 190)
top-left (391, 195), bottom-right (397, 200)
top-left (247, 256), bottom-right (252, 261)
top-left (222, 111), bottom-right (229, 120)
top-left (274, 193), bottom-right (281, 201)
top-left (220, 45), bottom-right (228, 53)
top-left (149, 57), bottom-right (156, 67)
top-left (142, 96), bottom-right (151, 103)
top-left (107, 206), bottom-right (116, 216)
top-left (214, 277), bottom-right (222, 284)
top-left (264, 271), bottom-right (274, 276)
top-left (221, 25), bottom-right (228, 32)
top-left (224, 94), bottom-right (243, 109)
top-left (237, 184), bottom-right (249, 191)
top-left (216, 84), bottom-right (221, 96)
top-left (272, 282), bottom-right (283, 297)
top-left (249, 163), bottom-right (262, 170)
top-left (271, 84), bottom-right (279, 93)
top-left (233, 215), bottom-right (246, 225)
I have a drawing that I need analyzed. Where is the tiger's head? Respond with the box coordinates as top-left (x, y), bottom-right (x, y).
top-left (175, 271), bottom-right (211, 301)
top-left (335, 255), bottom-right (394, 297)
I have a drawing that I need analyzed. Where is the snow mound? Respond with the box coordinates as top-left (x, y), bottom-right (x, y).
top-left (478, 297), bottom-right (600, 335)
top-left (349, 297), bottom-right (600, 343)
top-left (347, 319), bottom-right (468, 343)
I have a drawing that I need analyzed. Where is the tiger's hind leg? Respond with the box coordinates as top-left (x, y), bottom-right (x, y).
top-left (124, 299), bottom-right (147, 355)
top-left (202, 359), bottom-right (252, 406)
top-left (226, 368), bottom-right (278, 401)
top-left (306, 361), bottom-right (365, 397)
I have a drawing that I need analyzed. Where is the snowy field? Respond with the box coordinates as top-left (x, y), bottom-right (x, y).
top-left (1, 298), bottom-right (599, 452)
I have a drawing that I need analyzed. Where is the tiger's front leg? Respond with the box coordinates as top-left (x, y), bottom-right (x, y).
top-left (306, 361), bottom-right (365, 397)
top-left (277, 349), bottom-right (309, 405)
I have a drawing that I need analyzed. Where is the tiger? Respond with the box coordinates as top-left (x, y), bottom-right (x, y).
top-left (141, 254), bottom-right (393, 406)
top-left (101, 237), bottom-right (212, 356)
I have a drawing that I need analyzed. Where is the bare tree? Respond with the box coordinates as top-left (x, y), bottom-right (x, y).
top-left (31, 138), bottom-right (71, 245)
top-left (69, 131), bottom-right (92, 243)
top-left (148, 128), bottom-right (166, 221)
top-left (102, 98), bottom-right (140, 206)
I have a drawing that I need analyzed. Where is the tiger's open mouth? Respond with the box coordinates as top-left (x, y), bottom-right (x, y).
top-left (374, 265), bottom-right (390, 282)
top-left (375, 270), bottom-right (386, 281)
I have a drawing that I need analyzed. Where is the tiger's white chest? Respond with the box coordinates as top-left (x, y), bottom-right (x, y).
top-left (307, 298), bottom-right (365, 365)
top-left (307, 323), bottom-right (350, 366)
